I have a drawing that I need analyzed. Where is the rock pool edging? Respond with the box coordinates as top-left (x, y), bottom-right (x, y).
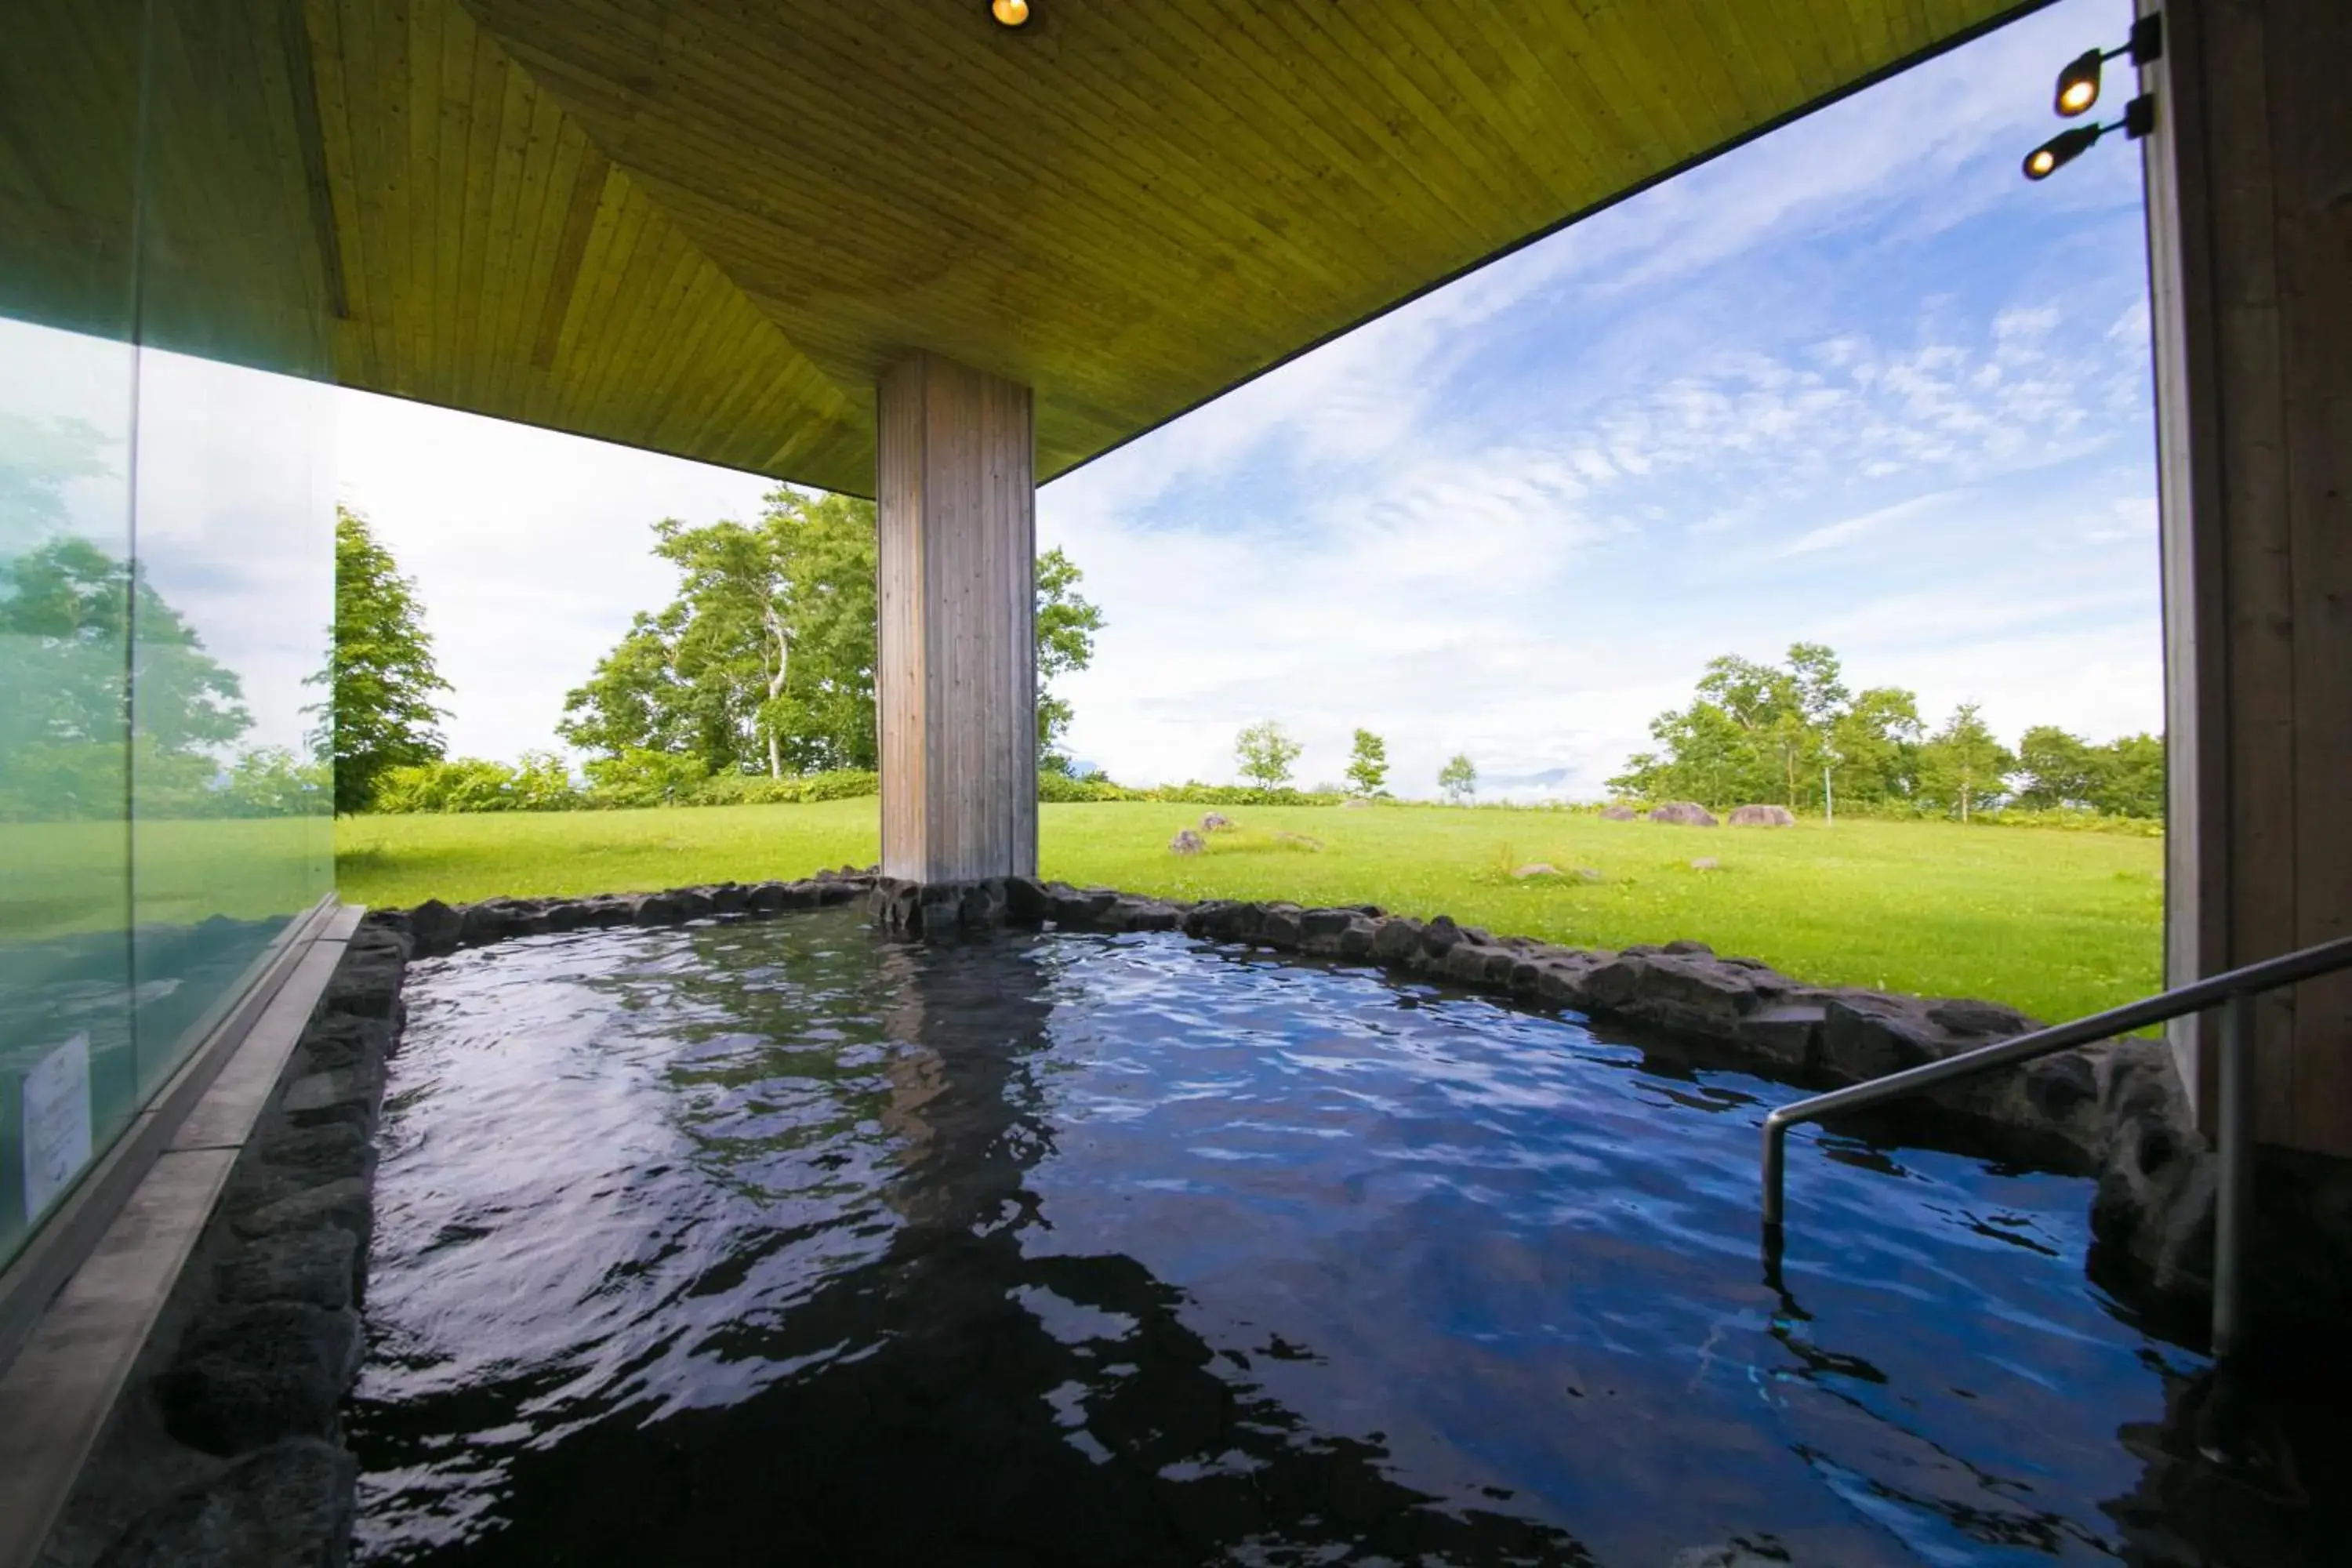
top-left (70, 866), bottom-right (2227, 1567)
top-left (66, 922), bottom-right (407, 1568)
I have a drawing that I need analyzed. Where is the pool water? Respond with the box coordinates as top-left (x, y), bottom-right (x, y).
top-left (351, 910), bottom-right (2209, 1566)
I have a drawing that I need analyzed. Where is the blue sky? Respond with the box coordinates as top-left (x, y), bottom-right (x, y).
top-left (336, 0), bottom-right (2158, 798)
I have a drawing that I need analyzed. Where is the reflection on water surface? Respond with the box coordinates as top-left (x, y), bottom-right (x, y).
top-left (355, 911), bottom-right (2226, 1566)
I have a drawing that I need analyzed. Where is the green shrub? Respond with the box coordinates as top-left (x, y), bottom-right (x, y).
top-left (1141, 781), bottom-right (1345, 807)
top-left (1039, 771), bottom-right (1144, 803)
top-left (372, 751), bottom-right (584, 813)
top-left (1975, 806), bottom-right (2164, 837)
top-left (688, 768), bottom-right (879, 806)
top-left (580, 749), bottom-right (709, 808)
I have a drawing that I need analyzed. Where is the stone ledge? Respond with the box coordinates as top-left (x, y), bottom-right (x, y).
top-left (377, 867), bottom-right (878, 958)
top-left (45, 921), bottom-right (410, 1568)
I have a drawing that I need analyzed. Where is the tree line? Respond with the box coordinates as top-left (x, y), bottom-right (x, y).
top-left (1607, 642), bottom-right (2162, 820)
top-left (1229, 720), bottom-right (1481, 804)
top-left (325, 493), bottom-right (1104, 812)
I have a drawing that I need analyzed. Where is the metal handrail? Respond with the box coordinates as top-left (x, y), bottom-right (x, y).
top-left (1761, 934), bottom-right (2352, 1360)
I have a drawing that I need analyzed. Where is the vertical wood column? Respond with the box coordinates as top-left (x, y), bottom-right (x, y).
top-left (2143, 0), bottom-right (2352, 1155)
top-left (875, 352), bottom-right (1038, 884)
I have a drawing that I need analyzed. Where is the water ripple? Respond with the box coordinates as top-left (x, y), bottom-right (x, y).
top-left (353, 912), bottom-right (2195, 1566)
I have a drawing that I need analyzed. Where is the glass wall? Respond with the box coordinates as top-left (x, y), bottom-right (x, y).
top-left (0, 0), bottom-right (338, 1270)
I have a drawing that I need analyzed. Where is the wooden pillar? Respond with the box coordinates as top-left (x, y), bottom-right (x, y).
top-left (2143, 0), bottom-right (2352, 1155)
top-left (874, 352), bottom-right (1038, 884)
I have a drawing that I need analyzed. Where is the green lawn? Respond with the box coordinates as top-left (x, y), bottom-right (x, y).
top-left (332, 800), bottom-right (2162, 1026)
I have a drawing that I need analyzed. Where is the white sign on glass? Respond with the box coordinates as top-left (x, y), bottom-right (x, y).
top-left (24, 1032), bottom-right (93, 1223)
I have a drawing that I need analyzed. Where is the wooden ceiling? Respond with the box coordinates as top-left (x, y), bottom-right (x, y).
top-left (2, 0), bottom-right (2041, 493)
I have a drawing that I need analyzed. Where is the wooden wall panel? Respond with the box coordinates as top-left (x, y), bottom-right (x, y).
top-left (2146, 0), bottom-right (2352, 1155)
top-left (877, 354), bottom-right (1037, 885)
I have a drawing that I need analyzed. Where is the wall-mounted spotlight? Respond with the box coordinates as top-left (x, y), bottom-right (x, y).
top-left (2024, 12), bottom-right (2161, 180)
top-left (2022, 95), bottom-right (2158, 180)
top-left (2049, 13), bottom-right (2163, 119)
top-left (991, 0), bottom-right (1030, 25)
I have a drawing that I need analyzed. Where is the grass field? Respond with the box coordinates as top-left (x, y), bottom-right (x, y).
top-left (332, 800), bottom-right (2163, 1025)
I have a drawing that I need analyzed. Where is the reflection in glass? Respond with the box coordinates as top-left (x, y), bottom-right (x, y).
top-left (0, 322), bottom-right (140, 1267)
top-left (0, 0), bottom-right (338, 1269)
top-left (129, 351), bottom-right (334, 1099)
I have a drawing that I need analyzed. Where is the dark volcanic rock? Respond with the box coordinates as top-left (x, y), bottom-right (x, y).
top-left (280, 1066), bottom-right (383, 1133)
top-left (158, 1304), bottom-right (362, 1455)
top-left (1258, 905), bottom-right (1304, 950)
top-left (1618, 951), bottom-right (1771, 1034)
top-left (230, 1178), bottom-right (372, 1247)
top-left (292, 1014), bottom-right (394, 1078)
top-left (1005, 876), bottom-right (1053, 924)
top-left (407, 899), bottom-right (462, 955)
top-left (630, 892), bottom-right (685, 925)
top-left (1369, 916), bottom-right (1423, 962)
top-left (1581, 956), bottom-right (1642, 1011)
top-left (256, 1123), bottom-right (374, 1187)
top-left (1731, 1001), bottom-right (1824, 1069)
top-left (455, 902), bottom-right (510, 946)
top-left (216, 1229), bottom-right (359, 1312)
top-left (94, 1439), bottom-right (357, 1568)
top-left (320, 949), bottom-right (402, 1020)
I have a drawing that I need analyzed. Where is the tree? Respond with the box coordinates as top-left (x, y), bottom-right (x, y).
top-left (1345, 728), bottom-right (1388, 796)
top-left (1826, 686), bottom-right (1926, 808)
top-left (1918, 702), bottom-right (2015, 822)
top-left (1234, 720), bottom-right (1301, 789)
top-left (1610, 644), bottom-right (1922, 811)
top-left (1439, 753), bottom-right (1477, 804)
top-left (1034, 546), bottom-right (1105, 772)
top-left (2, 534), bottom-right (254, 818)
top-left (2088, 732), bottom-right (2164, 818)
top-left (2013, 725), bottom-right (2098, 809)
top-left (310, 506), bottom-right (449, 814)
top-left (561, 492), bottom-right (875, 777)
top-left (562, 492), bottom-right (1102, 780)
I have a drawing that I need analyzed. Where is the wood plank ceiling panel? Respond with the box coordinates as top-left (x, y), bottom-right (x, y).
top-left (418, 0), bottom-right (2031, 491)
top-left (299, 0), bottom-right (864, 480)
top-left (119, 0), bottom-right (2043, 492)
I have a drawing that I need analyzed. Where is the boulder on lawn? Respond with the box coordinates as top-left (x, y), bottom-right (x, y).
top-left (1170, 829), bottom-right (1205, 855)
top-left (1599, 804), bottom-right (1638, 821)
top-left (1200, 812), bottom-right (1233, 832)
top-left (1727, 804), bottom-right (1797, 827)
top-left (1511, 862), bottom-right (1559, 879)
top-left (1648, 801), bottom-right (1719, 826)
top-left (1690, 857), bottom-right (1720, 872)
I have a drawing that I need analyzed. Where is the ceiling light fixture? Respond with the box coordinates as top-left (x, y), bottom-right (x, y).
top-left (991, 0), bottom-right (1030, 26)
